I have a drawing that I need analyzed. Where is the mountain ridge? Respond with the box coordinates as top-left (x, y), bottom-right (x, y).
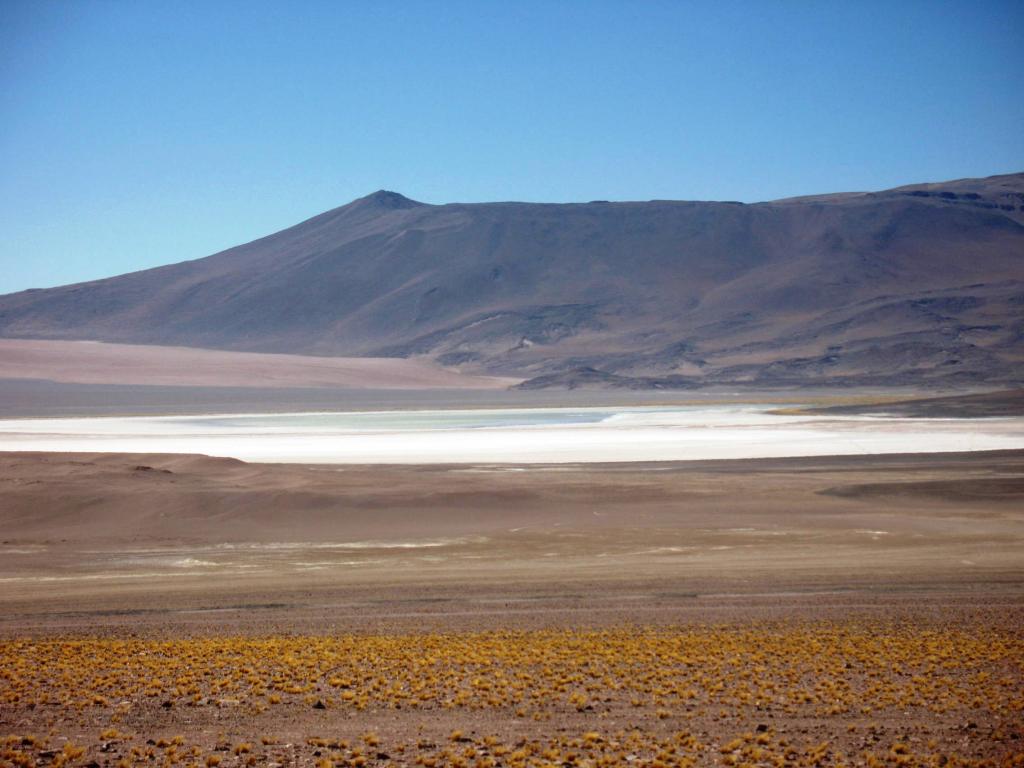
top-left (1, 173), bottom-right (1022, 389)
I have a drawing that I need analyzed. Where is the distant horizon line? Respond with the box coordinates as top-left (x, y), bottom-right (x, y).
top-left (344, 169), bottom-right (1024, 209)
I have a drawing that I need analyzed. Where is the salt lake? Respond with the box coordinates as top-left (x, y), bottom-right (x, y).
top-left (0, 405), bottom-right (1021, 463)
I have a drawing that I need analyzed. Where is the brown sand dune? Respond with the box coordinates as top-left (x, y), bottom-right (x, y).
top-left (0, 338), bottom-right (519, 389)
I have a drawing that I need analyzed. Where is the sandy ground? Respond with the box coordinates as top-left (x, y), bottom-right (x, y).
top-left (2, 449), bottom-right (1023, 765)
top-left (0, 339), bottom-right (518, 389)
top-left (2, 449), bottom-right (1022, 618)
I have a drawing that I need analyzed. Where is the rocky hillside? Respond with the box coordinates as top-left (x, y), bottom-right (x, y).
top-left (1, 173), bottom-right (1022, 389)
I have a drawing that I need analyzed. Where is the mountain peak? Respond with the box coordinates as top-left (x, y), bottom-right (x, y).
top-left (0, 172), bottom-right (1021, 389)
top-left (352, 190), bottom-right (423, 210)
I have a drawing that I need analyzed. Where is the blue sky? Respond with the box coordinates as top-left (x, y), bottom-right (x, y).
top-left (1, 0), bottom-right (1022, 294)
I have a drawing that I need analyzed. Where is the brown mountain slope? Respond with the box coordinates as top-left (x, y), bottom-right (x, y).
top-left (1, 174), bottom-right (1022, 389)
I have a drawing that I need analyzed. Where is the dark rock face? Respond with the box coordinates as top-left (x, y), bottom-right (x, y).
top-left (1, 174), bottom-right (1022, 389)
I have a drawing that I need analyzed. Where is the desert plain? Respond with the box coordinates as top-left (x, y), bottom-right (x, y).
top-left (1, 344), bottom-right (1022, 768)
top-left (2, 384), bottom-right (1023, 768)
top-left (1, 14), bottom-right (1021, 764)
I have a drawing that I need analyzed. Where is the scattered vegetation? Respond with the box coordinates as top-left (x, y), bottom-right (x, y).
top-left (1, 623), bottom-right (1021, 766)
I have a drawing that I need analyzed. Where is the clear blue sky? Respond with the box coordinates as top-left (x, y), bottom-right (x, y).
top-left (1, 0), bottom-right (1022, 294)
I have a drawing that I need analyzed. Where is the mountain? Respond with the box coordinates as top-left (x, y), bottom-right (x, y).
top-left (1, 174), bottom-right (1022, 389)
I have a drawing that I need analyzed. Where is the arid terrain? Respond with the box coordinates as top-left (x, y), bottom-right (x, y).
top-left (0, 339), bottom-right (517, 390)
top-left (2, 449), bottom-right (1024, 607)
top-left (2, 444), bottom-right (1022, 766)
top-left (1, 392), bottom-right (1022, 767)
top-left (2, 6), bottom-right (1020, 765)
top-left (3, 616), bottom-right (1021, 768)
top-left (2, 173), bottom-right (1022, 390)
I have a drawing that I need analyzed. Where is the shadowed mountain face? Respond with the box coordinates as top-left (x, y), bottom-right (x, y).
top-left (1, 174), bottom-right (1023, 389)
